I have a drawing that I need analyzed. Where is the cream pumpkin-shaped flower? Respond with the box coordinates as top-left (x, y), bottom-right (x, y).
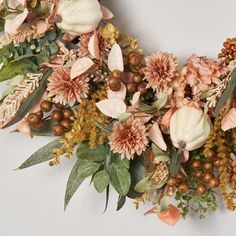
top-left (56, 0), bottom-right (102, 36)
top-left (170, 106), bottom-right (211, 151)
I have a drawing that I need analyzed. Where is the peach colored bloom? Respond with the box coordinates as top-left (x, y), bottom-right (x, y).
top-left (109, 117), bottom-right (148, 159)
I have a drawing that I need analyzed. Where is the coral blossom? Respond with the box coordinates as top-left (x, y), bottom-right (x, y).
top-left (145, 52), bottom-right (178, 93)
top-left (109, 117), bottom-right (148, 159)
top-left (47, 67), bottom-right (89, 106)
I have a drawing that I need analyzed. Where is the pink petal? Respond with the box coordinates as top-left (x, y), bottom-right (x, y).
top-left (88, 31), bottom-right (100, 60)
top-left (36, 20), bottom-right (48, 34)
top-left (16, 118), bottom-right (32, 138)
top-left (182, 150), bottom-right (189, 163)
top-left (161, 108), bottom-right (175, 128)
top-left (5, 8), bottom-right (28, 34)
top-left (70, 57), bottom-right (94, 79)
top-left (149, 123), bottom-right (167, 151)
top-left (96, 98), bottom-right (126, 119)
top-left (107, 82), bottom-right (126, 100)
top-left (131, 91), bottom-right (141, 106)
top-left (100, 5), bottom-right (114, 20)
top-left (221, 108), bottom-right (236, 131)
top-left (108, 43), bottom-right (124, 72)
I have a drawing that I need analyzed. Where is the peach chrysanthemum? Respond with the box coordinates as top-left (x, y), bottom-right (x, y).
top-left (47, 67), bottom-right (89, 106)
top-left (109, 117), bottom-right (148, 160)
top-left (77, 32), bottom-right (93, 58)
top-left (145, 52), bottom-right (178, 93)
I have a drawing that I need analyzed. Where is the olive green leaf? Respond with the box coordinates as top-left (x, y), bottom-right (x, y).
top-left (3, 68), bottom-right (52, 128)
top-left (170, 151), bottom-right (181, 174)
top-left (17, 138), bottom-right (62, 169)
top-left (93, 170), bottom-right (110, 193)
top-left (116, 195), bottom-right (126, 211)
top-left (30, 120), bottom-right (57, 136)
top-left (153, 93), bottom-right (168, 110)
top-left (76, 142), bottom-right (106, 162)
top-left (134, 177), bottom-right (150, 193)
top-left (77, 160), bottom-right (101, 179)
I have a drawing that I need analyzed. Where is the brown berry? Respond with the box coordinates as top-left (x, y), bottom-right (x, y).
top-left (178, 183), bottom-right (189, 194)
top-left (108, 77), bottom-right (121, 91)
top-left (55, 103), bottom-right (64, 110)
top-left (27, 113), bottom-right (41, 125)
top-left (40, 100), bottom-right (53, 112)
top-left (209, 178), bottom-right (220, 188)
top-left (197, 185), bottom-right (206, 195)
top-left (121, 72), bottom-right (133, 84)
top-left (194, 170), bottom-right (204, 179)
top-left (139, 65), bottom-right (146, 75)
top-left (60, 119), bottom-right (72, 130)
top-left (203, 162), bottom-right (213, 171)
top-left (52, 124), bottom-right (65, 136)
top-left (126, 83), bottom-right (137, 94)
top-left (206, 150), bottom-right (215, 159)
top-left (167, 177), bottom-right (177, 187)
top-left (176, 173), bottom-right (185, 183)
top-left (31, 121), bottom-right (45, 130)
top-left (112, 70), bottom-right (122, 79)
top-left (128, 51), bottom-right (142, 66)
top-left (203, 173), bottom-right (214, 183)
top-left (35, 111), bottom-right (43, 119)
top-left (132, 73), bottom-right (142, 84)
top-left (49, 160), bottom-right (55, 167)
top-left (213, 159), bottom-right (221, 168)
top-left (192, 160), bottom-right (201, 170)
top-left (138, 82), bottom-right (148, 95)
top-left (51, 110), bottom-right (63, 121)
top-left (62, 108), bottom-right (74, 119)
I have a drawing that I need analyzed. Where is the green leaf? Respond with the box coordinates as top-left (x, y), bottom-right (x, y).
top-left (109, 163), bottom-right (131, 196)
top-left (17, 139), bottom-right (62, 169)
top-left (0, 18), bottom-right (5, 32)
top-left (154, 93), bottom-right (168, 110)
top-left (3, 68), bottom-right (52, 128)
top-left (138, 102), bottom-right (157, 114)
top-left (77, 160), bottom-right (101, 179)
top-left (127, 155), bottom-right (146, 199)
top-left (154, 154), bottom-right (170, 162)
top-left (0, 59), bottom-right (37, 83)
top-left (215, 69), bottom-right (236, 119)
top-left (30, 120), bottom-right (57, 136)
top-left (170, 151), bottom-right (181, 175)
top-left (134, 177), bottom-right (150, 193)
top-left (103, 185), bottom-right (110, 213)
top-left (76, 142), bottom-right (106, 162)
top-left (117, 195), bottom-right (126, 211)
top-left (118, 112), bottom-right (132, 123)
top-left (151, 177), bottom-right (168, 190)
top-left (64, 160), bottom-right (85, 210)
top-left (93, 170), bottom-right (110, 193)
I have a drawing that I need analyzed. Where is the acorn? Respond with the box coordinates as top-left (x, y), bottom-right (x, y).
top-left (203, 162), bottom-right (213, 171)
top-left (197, 184), bottom-right (206, 195)
top-left (178, 183), bottom-right (189, 194)
top-left (192, 160), bottom-right (202, 170)
top-left (60, 119), bottom-right (72, 130)
top-left (27, 113), bottom-right (41, 125)
top-left (52, 124), bottom-right (65, 136)
top-left (203, 172), bottom-right (214, 183)
top-left (128, 51), bottom-right (142, 66)
top-left (138, 82), bottom-right (148, 95)
top-left (40, 100), bottom-right (53, 112)
top-left (194, 170), bottom-right (204, 180)
top-left (132, 73), bottom-right (142, 84)
top-left (51, 110), bottom-right (63, 122)
top-left (126, 83), bottom-right (137, 94)
top-left (209, 178), bottom-right (220, 188)
top-left (108, 77), bottom-right (121, 91)
top-left (112, 70), bottom-right (122, 79)
top-left (167, 177), bottom-right (177, 187)
top-left (35, 110), bottom-right (43, 119)
top-left (62, 108), bottom-right (74, 119)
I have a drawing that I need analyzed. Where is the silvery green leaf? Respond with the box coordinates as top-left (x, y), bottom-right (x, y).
top-left (154, 154), bottom-right (170, 162)
top-left (134, 176), bottom-right (150, 193)
top-left (118, 112), bottom-right (132, 123)
top-left (154, 93), bottom-right (168, 110)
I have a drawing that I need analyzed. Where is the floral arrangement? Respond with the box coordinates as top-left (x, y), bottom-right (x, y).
top-left (1, 0), bottom-right (236, 226)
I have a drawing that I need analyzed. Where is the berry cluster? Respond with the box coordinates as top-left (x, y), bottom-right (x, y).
top-left (218, 38), bottom-right (236, 66)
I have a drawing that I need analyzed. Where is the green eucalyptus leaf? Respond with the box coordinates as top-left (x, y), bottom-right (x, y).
top-left (76, 142), bottom-right (106, 162)
top-left (103, 185), bottom-right (110, 213)
top-left (0, 59), bottom-right (37, 83)
top-left (109, 163), bottom-right (131, 196)
top-left (117, 195), bottom-right (126, 211)
top-left (160, 197), bottom-right (170, 212)
top-left (170, 151), bottom-right (181, 174)
top-left (64, 160), bottom-right (85, 210)
top-left (3, 68), bottom-right (52, 128)
top-left (0, 18), bottom-right (5, 32)
top-left (118, 112), bottom-right (132, 123)
top-left (17, 138), bottom-right (62, 169)
top-left (77, 160), bottom-right (101, 179)
top-left (154, 154), bottom-right (170, 162)
top-left (134, 176), bottom-right (150, 193)
top-left (215, 69), bottom-right (236, 119)
top-left (30, 120), bottom-right (57, 136)
top-left (93, 170), bottom-right (110, 193)
top-left (138, 102), bottom-right (156, 114)
top-left (154, 93), bottom-right (168, 110)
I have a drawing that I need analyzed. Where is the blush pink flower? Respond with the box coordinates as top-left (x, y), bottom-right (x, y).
top-left (109, 117), bottom-right (148, 160)
top-left (47, 67), bottom-right (89, 106)
top-left (145, 52), bottom-right (178, 93)
top-left (181, 54), bottom-right (228, 96)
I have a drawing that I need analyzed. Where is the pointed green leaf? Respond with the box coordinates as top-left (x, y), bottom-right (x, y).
top-left (103, 185), bottom-right (110, 213)
top-left (134, 177), bottom-right (150, 193)
top-left (3, 68), bottom-right (52, 128)
top-left (93, 170), bottom-right (110, 193)
top-left (154, 93), bottom-right (168, 110)
top-left (64, 160), bottom-right (85, 210)
top-left (116, 195), bottom-right (126, 211)
top-left (77, 160), bottom-right (101, 179)
top-left (17, 138), bottom-right (62, 169)
top-left (76, 142), bottom-right (106, 162)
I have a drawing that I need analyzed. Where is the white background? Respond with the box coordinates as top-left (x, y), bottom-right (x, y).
top-left (0, 0), bottom-right (236, 235)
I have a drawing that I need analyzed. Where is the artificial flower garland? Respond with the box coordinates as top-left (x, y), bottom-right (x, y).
top-left (0, 0), bottom-right (236, 226)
